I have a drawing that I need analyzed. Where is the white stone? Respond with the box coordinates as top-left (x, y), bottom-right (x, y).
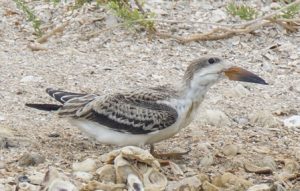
top-left (283, 115), bottom-right (300, 128)
top-left (73, 171), bottom-right (93, 181)
top-left (225, 84), bottom-right (250, 97)
top-left (249, 111), bottom-right (279, 128)
top-left (29, 172), bottom-right (44, 185)
top-left (72, 158), bottom-right (96, 172)
top-left (199, 109), bottom-right (230, 127)
top-left (247, 184), bottom-right (271, 191)
top-left (0, 115), bottom-right (5, 121)
top-left (20, 75), bottom-right (43, 83)
top-left (210, 9), bottom-right (227, 22)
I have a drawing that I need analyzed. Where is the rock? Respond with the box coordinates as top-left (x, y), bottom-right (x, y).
top-left (72, 158), bottom-right (97, 172)
top-left (40, 168), bottom-right (78, 191)
top-left (199, 153), bottom-right (214, 167)
top-left (199, 110), bottom-right (230, 127)
top-left (0, 114), bottom-right (5, 121)
top-left (18, 152), bottom-right (45, 166)
top-left (249, 111), bottom-right (279, 128)
top-left (96, 164), bottom-right (116, 183)
top-left (222, 144), bottom-right (239, 156)
top-left (283, 115), bottom-right (300, 128)
top-left (0, 161), bottom-right (5, 169)
top-left (20, 75), bottom-right (43, 83)
top-left (247, 184), bottom-right (271, 191)
top-left (73, 171), bottom-right (93, 182)
top-left (202, 181), bottom-right (220, 191)
top-left (283, 159), bottom-right (299, 173)
top-left (29, 172), bottom-right (44, 185)
top-left (18, 175), bottom-right (30, 183)
top-left (166, 176), bottom-right (202, 191)
top-left (225, 84), bottom-right (250, 97)
top-left (244, 162), bottom-right (273, 174)
top-left (212, 172), bottom-right (252, 189)
top-left (261, 156), bottom-right (276, 171)
top-left (18, 182), bottom-right (38, 191)
top-left (210, 9), bottom-right (227, 22)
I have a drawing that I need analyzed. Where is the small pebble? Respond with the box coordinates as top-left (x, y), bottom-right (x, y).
top-left (0, 161), bottom-right (5, 169)
top-left (72, 158), bottom-right (96, 172)
top-left (222, 144), bottom-right (239, 156)
top-left (20, 75), bottom-right (43, 83)
top-left (247, 184), bottom-right (271, 191)
top-left (18, 175), bottom-right (30, 183)
top-left (283, 115), bottom-right (300, 128)
top-left (199, 109), bottom-right (230, 127)
top-left (29, 172), bottom-right (44, 185)
top-left (73, 171), bottom-right (93, 181)
top-left (48, 132), bottom-right (60, 138)
top-left (18, 153), bottom-right (45, 166)
top-left (199, 153), bottom-right (214, 167)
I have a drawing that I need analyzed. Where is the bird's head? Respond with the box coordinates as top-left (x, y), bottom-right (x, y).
top-left (183, 56), bottom-right (267, 88)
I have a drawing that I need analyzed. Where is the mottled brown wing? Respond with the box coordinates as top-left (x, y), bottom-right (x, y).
top-left (58, 90), bottom-right (178, 134)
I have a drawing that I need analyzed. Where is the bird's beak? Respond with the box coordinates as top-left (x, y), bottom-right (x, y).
top-left (224, 66), bottom-right (268, 85)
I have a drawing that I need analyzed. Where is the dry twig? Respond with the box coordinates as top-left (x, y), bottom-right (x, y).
top-left (155, 0), bottom-right (300, 43)
top-left (36, 22), bottom-right (69, 43)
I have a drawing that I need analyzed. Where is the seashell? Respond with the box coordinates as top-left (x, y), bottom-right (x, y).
top-left (96, 164), bottom-right (116, 183)
top-left (166, 176), bottom-right (202, 191)
top-left (202, 181), bottom-right (220, 191)
top-left (114, 155), bottom-right (141, 184)
top-left (244, 162), bottom-right (273, 174)
top-left (80, 180), bottom-right (125, 191)
top-left (143, 167), bottom-right (167, 191)
top-left (72, 158), bottom-right (97, 172)
top-left (168, 161), bottom-right (184, 176)
top-left (104, 146), bottom-right (160, 169)
top-left (212, 172), bottom-right (252, 189)
top-left (127, 173), bottom-right (144, 191)
top-left (40, 168), bottom-right (77, 191)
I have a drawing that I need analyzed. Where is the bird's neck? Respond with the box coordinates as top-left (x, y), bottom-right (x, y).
top-left (179, 74), bottom-right (218, 103)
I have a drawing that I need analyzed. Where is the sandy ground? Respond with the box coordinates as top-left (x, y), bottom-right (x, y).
top-left (0, 0), bottom-right (300, 190)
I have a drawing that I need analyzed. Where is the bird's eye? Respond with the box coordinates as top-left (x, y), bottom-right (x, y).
top-left (208, 58), bottom-right (216, 64)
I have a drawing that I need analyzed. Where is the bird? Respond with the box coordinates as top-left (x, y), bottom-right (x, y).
top-left (26, 56), bottom-right (267, 157)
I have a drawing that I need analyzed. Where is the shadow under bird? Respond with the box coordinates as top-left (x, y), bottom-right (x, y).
top-left (26, 56), bottom-right (267, 156)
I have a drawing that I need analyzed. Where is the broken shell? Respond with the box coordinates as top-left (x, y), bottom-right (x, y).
top-left (283, 159), bottom-right (299, 173)
top-left (40, 168), bottom-right (77, 191)
top-left (114, 155), bottom-right (141, 184)
top-left (169, 161), bottom-right (184, 176)
top-left (127, 173), bottom-right (144, 191)
top-left (105, 146), bottom-right (160, 169)
top-left (80, 180), bottom-right (125, 191)
top-left (166, 176), bottom-right (202, 191)
top-left (202, 181), bottom-right (220, 191)
top-left (143, 167), bottom-right (167, 191)
top-left (212, 172), bottom-right (252, 189)
top-left (72, 158), bottom-right (97, 172)
top-left (244, 162), bottom-right (273, 174)
top-left (247, 184), bottom-right (271, 191)
top-left (96, 164), bottom-right (116, 183)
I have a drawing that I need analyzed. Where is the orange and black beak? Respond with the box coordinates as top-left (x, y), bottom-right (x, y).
top-left (224, 67), bottom-right (268, 85)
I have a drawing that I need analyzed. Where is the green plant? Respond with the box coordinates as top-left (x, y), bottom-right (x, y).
top-left (281, 3), bottom-right (300, 18)
top-left (13, 0), bottom-right (43, 36)
top-left (226, 2), bottom-right (258, 20)
top-left (107, 0), bottom-right (155, 32)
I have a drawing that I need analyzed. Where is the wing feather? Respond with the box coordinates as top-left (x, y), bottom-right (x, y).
top-left (58, 90), bottom-right (178, 134)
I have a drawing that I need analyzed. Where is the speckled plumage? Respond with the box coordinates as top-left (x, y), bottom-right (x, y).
top-left (26, 56), bottom-right (267, 146)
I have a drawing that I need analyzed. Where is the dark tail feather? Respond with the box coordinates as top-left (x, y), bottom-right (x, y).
top-left (46, 88), bottom-right (87, 104)
top-left (25, 103), bottom-right (61, 111)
